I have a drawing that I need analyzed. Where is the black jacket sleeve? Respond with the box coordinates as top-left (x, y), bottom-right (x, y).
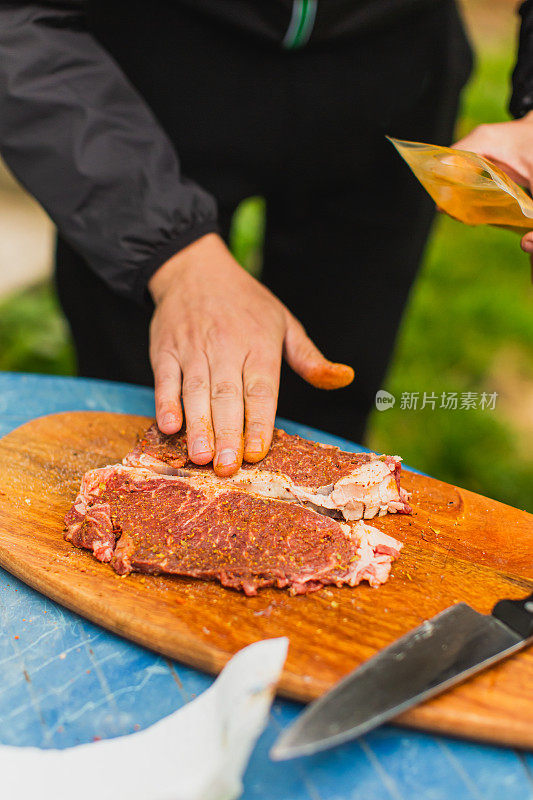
top-left (0, 1), bottom-right (218, 304)
top-left (510, 0), bottom-right (533, 118)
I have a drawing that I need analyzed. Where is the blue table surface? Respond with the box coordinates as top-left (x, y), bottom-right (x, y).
top-left (1, 371), bottom-right (532, 800)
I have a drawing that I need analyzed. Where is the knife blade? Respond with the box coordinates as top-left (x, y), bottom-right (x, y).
top-left (271, 592), bottom-right (533, 760)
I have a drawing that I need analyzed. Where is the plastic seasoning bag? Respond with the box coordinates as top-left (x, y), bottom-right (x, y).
top-left (389, 137), bottom-right (533, 233)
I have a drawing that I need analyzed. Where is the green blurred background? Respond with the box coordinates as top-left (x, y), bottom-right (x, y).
top-left (0, 1), bottom-right (531, 511)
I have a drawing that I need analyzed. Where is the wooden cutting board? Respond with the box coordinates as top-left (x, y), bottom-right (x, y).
top-left (0, 411), bottom-right (532, 749)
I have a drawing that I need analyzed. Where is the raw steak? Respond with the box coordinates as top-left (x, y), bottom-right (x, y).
top-left (124, 424), bottom-right (412, 521)
top-left (64, 465), bottom-right (403, 596)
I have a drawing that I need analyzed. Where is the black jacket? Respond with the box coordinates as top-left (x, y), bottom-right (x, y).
top-left (0, 1), bottom-right (530, 304)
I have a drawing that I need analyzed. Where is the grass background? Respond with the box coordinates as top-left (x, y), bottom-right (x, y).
top-left (0, 2), bottom-right (531, 511)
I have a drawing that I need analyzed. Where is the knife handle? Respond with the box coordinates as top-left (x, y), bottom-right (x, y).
top-left (492, 592), bottom-right (533, 639)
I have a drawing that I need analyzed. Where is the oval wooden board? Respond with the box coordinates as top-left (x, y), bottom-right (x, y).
top-left (0, 411), bottom-right (532, 748)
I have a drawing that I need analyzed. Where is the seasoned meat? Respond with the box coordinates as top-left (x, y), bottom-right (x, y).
top-left (65, 465), bottom-right (402, 596)
top-left (124, 424), bottom-right (412, 521)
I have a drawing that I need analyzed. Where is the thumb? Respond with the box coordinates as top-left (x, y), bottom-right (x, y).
top-left (521, 231), bottom-right (533, 254)
top-left (520, 233), bottom-right (533, 283)
top-left (454, 124), bottom-right (530, 187)
top-left (284, 313), bottom-right (354, 390)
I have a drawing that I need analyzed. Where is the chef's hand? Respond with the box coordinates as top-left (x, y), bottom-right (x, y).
top-left (453, 112), bottom-right (533, 279)
top-left (148, 233), bottom-right (354, 477)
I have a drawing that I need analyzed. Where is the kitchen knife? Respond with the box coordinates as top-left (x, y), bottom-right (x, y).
top-left (271, 592), bottom-right (533, 760)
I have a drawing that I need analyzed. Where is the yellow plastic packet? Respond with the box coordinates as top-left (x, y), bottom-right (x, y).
top-left (389, 137), bottom-right (533, 233)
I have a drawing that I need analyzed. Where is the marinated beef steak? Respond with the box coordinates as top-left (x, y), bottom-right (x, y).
top-left (64, 465), bottom-right (402, 596)
top-left (124, 424), bottom-right (412, 521)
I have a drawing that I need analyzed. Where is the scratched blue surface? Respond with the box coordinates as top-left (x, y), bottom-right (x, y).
top-left (0, 372), bottom-right (532, 800)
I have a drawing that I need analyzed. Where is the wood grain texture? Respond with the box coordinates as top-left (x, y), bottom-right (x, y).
top-left (0, 411), bottom-right (531, 749)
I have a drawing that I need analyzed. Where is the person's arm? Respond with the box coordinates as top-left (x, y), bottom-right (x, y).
top-left (510, 0), bottom-right (533, 119)
top-left (0, 1), bottom-right (354, 475)
top-left (0, 0), bottom-right (218, 303)
top-left (451, 0), bottom-right (533, 274)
